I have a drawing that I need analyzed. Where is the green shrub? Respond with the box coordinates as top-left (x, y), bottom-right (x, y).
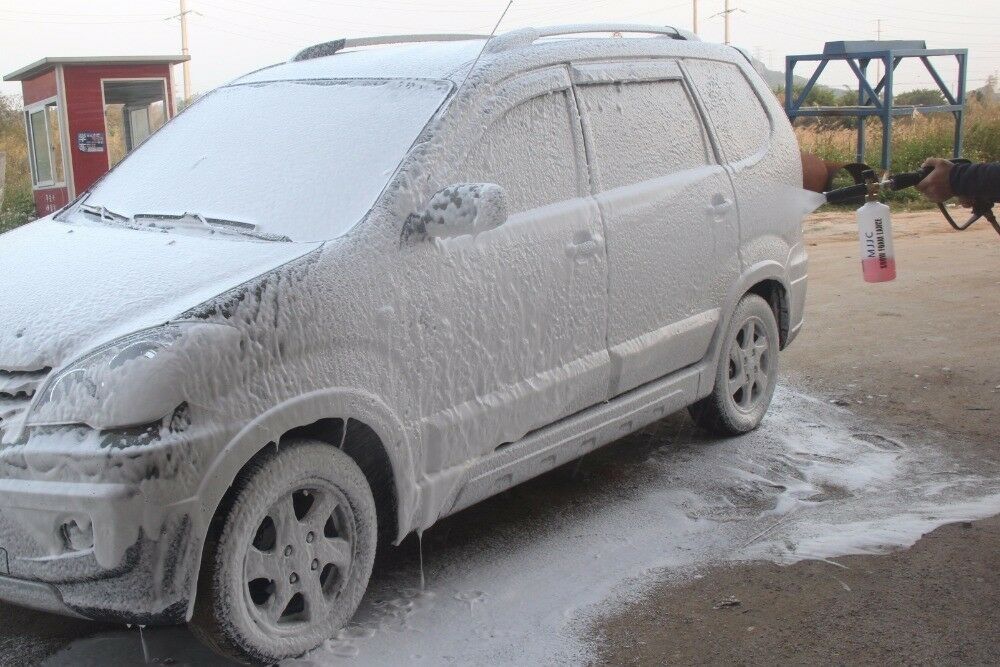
top-left (1, 94), bottom-right (35, 233)
top-left (0, 187), bottom-right (34, 234)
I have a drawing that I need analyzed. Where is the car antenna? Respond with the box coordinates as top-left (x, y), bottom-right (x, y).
top-left (457, 0), bottom-right (514, 91)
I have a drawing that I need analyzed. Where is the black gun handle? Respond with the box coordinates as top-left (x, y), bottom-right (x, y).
top-left (891, 159), bottom-right (970, 191)
top-left (823, 182), bottom-right (867, 205)
top-left (937, 202), bottom-right (972, 230)
top-left (889, 166), bottom-right (933, 191)
top-left (937, 200), bottom-right (1000, 237)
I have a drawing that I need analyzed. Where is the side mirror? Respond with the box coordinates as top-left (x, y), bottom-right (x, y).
top-left (401, 183), bottom-right (508, 243)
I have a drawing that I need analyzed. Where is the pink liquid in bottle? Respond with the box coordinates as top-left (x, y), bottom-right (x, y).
top-left (857, 201), bottom-right (896, 282)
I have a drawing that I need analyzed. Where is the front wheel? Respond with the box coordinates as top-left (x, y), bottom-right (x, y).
top-left (689, 293), bottom-right (780, 435)
top-left (190, 440), bottom-right (377, 665)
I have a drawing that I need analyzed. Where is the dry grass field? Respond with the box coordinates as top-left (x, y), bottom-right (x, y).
top-left (795, 98), bottom-right (1000, 207)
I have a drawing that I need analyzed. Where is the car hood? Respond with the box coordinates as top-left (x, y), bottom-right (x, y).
top-left (0, 218), bottom-right (321, 371)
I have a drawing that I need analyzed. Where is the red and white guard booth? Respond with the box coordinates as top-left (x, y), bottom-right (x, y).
top-left (3, 55), bottom-right (188, 216)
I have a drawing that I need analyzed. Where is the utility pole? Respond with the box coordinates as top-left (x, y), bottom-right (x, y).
top-left (179, 0), bottom-right (192, 102)
top-left (709, 1), bottom-right (740, 46)
top-left (724, 0), bottom-right (731, 45)
top-left (692, 0), bottom-right (698, 36)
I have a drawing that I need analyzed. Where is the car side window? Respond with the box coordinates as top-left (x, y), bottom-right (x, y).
top-left (574, 79), bottom-right (711, 191)
top-left (460, 90), bottom-right (582, 214)
top-left (684, 59), bottom-right (772, 162)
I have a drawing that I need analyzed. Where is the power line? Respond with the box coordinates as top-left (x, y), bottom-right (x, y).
top-left (831, 0), bottom-right (995, 20)
top-left (503, 0), bottom-right (622, 25)
top-left (606, 1), bottom-right (692, 25)
top-left (0, 15), bottom-right (165, 25)
top-left (195, 0), bottom-right (431, 32)
top-left (751, 0), bottom-right (1000, 29)
top-left (0, 8), bottom-right (165, 18)
top-left (217, 0), bottom-right (497, 18)
top-left (193, 15), bottom-right (302, 47)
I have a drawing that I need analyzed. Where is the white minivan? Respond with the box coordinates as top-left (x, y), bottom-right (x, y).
top-left (0, 25), bottom-right (807, 663)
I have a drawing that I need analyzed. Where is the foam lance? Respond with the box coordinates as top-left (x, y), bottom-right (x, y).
top-left (823, 166), bottom-right (914, 283)
top-left (856, 197), bottom-right (896, 282)
top-left (821, 160), bottom-right (1000, 282)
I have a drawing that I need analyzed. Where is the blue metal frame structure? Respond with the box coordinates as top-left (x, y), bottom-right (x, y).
top-left (785, 41), bottom-right (968, 169)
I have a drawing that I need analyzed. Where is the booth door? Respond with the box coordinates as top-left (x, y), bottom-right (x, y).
top-left (102, 79), bottom-right (169, 166)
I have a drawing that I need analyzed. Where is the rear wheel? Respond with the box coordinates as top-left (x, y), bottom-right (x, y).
top-left (190, 441), bottom-right (377, 665)
top-left (689, 293), bottom-right (779, 435)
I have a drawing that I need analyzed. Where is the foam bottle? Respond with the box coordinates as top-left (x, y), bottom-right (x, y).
top-left (857, 200), bottom-right (896, 282)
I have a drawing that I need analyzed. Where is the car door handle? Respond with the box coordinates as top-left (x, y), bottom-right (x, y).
top-left (708, 194), bottom-right (734, 217)
top-left (566, 234), bottom-right (601, 260)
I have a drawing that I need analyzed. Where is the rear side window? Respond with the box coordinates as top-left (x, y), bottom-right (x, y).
top-left (684, 60), bottom-right (771, 162)
top-left (575, 80), bottom-right (710, 191)
top-left (461, 90), bottom-right (582, 213)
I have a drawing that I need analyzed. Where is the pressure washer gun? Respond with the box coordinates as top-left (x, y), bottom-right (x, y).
top-left (823, 159), bottom-right (1000, 283)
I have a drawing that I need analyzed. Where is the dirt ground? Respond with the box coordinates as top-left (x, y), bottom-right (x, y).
top-left (595, 210), bottom-right (1000, 665)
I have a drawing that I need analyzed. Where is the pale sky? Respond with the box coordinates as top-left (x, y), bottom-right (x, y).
top-left (2, 0), bottom-right (998, 100)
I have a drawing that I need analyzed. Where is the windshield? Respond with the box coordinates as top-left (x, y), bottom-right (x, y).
top-left (75, 78), bottom-right (451, 242)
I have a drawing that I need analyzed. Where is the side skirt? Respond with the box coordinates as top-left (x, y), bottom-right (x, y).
top-left (442, 361), bottom-right (708, 518)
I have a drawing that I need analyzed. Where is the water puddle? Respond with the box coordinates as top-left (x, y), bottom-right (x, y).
top-left (41, 626), bottom-right (235, 666)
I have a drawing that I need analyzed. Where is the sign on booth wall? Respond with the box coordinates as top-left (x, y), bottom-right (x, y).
top-left (34, 188), bottom-right (67, 215)
top-left (77, 132), bottom-right (105, 153)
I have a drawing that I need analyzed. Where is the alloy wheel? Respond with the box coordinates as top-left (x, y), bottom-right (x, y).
top-left (727, 316), bottom-right (772, 412)
top-left (243, 483), bottom-right (355, 634)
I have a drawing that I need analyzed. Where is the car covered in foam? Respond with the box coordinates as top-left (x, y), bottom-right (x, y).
top-left (0, 24), bottom-right (807, 663)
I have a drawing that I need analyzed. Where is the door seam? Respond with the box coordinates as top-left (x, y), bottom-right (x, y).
top-left (677, 59), bottom-right (746, 269)
top-left (566, 74), bottom-right (613, 371)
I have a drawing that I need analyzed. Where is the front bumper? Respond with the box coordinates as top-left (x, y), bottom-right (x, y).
top-left (0, 573), bottom-right (87, 619)
top-left (0, 409), bottom-right (225, 624)
top-left (0, 475), bottom-right (199, 623)
top-left (0, 478), bottom-right (149, 570)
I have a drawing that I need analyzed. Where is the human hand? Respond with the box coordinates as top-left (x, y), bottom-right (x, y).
top-left (801, 152), bottom-right (840, 193)
top-left (915, 158), bottom-right (955, 203)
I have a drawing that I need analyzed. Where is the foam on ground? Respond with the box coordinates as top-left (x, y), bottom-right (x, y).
top-left (290, 385), bottom-right (1000, 665)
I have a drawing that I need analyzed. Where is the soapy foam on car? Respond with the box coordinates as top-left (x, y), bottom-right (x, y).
top-left (83, 79), bottom-right (454, 244)
top-left (0, 35), bottom-right (827, 636)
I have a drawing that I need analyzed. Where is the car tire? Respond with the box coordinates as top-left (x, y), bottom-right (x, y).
top-left (689, 293), bottom-right (780, 436)
top-left (190, 440), bottom-right (377, 665)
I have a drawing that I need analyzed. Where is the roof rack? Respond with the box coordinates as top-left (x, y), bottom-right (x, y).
top-left (486, 24), bottom-right (695, 53)
top-left (291, 34), bottom-right (490, 62)
top-left (289, 25), bottom-right (696, 64)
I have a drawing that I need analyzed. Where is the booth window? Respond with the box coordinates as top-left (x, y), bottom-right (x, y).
top-left (103, 79), bottom-right (168, 167)
top-left (25, 101), bottom-right (64, 186)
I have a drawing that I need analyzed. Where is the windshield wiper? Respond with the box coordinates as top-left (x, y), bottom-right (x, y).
top-left (133, 212), bottom-right (292, 242)
top-left (79, 203), bottom-right (130, 223)
top-left (77, 205), bottom-right (290, 242)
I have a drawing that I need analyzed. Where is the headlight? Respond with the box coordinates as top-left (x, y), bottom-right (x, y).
top-left (27, 322), bottom-right (240, 430)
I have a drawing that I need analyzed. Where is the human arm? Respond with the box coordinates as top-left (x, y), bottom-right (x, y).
top-left (917, 158), bottom-right (1000, 203)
